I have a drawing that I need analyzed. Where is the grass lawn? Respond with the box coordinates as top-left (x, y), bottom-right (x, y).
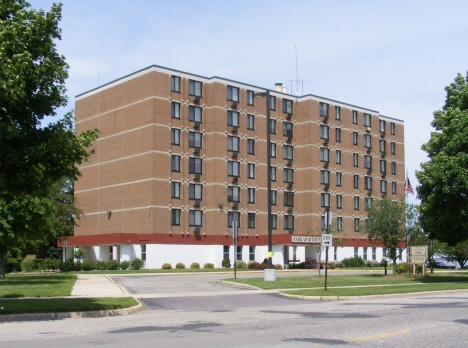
top-left (224, 272), bottom-right (468, 290)
top-left (78, 268), bottom-right (247, 274)
top-left (0, 274), bottom-right (76, 298)
top-left (0, 297), bottom-right (139, 315)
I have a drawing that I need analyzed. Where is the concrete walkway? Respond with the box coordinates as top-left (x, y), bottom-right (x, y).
top-left (71, 274), bottom-right (130, 297)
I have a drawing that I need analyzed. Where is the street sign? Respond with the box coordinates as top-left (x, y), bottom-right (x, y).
top-left (321, 234), bottom-right (333, 247)
top-left (325, 212), bottom-right (333, 227)
top-left (410, 246), bottom-right (427, 264)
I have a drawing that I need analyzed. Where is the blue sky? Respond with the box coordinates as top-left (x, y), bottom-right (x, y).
top-left (30, 0), bottom-right (468, 204)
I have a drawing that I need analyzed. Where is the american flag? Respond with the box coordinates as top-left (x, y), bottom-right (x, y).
top-left (405, 177), bottom-right (414, 195)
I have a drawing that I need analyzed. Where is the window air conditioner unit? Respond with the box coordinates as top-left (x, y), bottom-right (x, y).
top-left (367, 147), bottom-right (372, 153)
top-left (192, 147), bottom-right (200, 154)
top-left (287, 159), bottom-right (293, 165)
top-left (231, 101), bottom-right (238, 108)
top-left (231, 177), bottom-right (238, 183)
top-left (192, 200), bottom-right (201, 207)
top-left (193, 122), bottom-right (200, 129)
top-left (193, 174), bottom-right (200, 180)
top-left (231, 202), bottom-right (239, 208)
top-left (193, 227), bottom-right (201, 233)
top-left (231, 126), bottom-right (238, 133)
top-left (366, 126), bottom-right (371, 132)
top-left (231, 151), bottom-right (239, 157)
top-left (193, 96), bottom-right (200, 103)
top-left (287, 206), bottom-right (293, 212)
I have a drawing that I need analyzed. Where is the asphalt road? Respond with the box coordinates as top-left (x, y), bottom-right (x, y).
top-left (1, 272), bottom-right (468, 347)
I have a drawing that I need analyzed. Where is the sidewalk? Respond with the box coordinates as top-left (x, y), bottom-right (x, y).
top-left (71, 274), bottom-right (130, 297)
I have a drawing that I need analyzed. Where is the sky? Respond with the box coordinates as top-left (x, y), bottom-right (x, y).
top-left (30, 0), bottom-right (468, 205)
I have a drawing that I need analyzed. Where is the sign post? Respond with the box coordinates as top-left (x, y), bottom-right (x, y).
top-left (232, 221), bottom-right (238, 279)
top-left (410, 246), bottom-right (428, 275)
top-left (322, 234), bottom-right (333, 291)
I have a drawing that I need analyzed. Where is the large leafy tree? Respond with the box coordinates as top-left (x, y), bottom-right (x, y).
top-left (417, 73), bottom-right (468, 245)
top-left (433, 240), bottom-right (468, 268)
top-left (0, 0), bottom-right (97, 195)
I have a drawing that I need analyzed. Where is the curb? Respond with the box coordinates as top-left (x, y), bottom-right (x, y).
top-left (216, 280), bottom-right (262, 290)
top-left (0, 300), bottom-right (144, 322)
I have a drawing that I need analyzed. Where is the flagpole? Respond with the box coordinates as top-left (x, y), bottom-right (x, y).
top-left (406, 169), bottom-right (409, 264)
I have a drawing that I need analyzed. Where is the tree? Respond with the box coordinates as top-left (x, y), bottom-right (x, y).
top-left (0, 178), bottom-right (82, 278)
top-left (433, 240), bottom-right (468, 268)
top-left (416, 72), bottom-right (468, 245)
top-left (362, 197), bottom-right (418, 275)
top-left (0, 1), bottom-right (98, 195)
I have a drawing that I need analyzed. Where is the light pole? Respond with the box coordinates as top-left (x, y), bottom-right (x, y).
top-left (255, 90), bottom-right (276, 281)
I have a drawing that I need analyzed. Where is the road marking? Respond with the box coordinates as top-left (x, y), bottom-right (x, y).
top-left (347, 330), bottom-right (411, 342)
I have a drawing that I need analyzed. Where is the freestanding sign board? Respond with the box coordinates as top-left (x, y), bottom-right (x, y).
top-left (410, 246), bottom-right (428, 275)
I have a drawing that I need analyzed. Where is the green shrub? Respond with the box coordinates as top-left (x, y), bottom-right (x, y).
top-left (175, 262), bottom-right (186, 269)
top-left (341, 256), bottom-right (366, 268)
top-left (120, 261), bottom-right (130, 270)
top-left (236, 260), bottom-right (247, 269)
top-left (6, 258), bottom-right (22, 273)
top-left (96, 260), bottom-right (107, 270)
top-left (74, 261), bottom-right (82, 271)
top-left (106, 260), bottom-right (118, 270)
top-left (396, 263), bottom-right (423, 274)
top-left (190, 262), bottom-right (200, 269)
top-left (397, 264), bottom-right (408, 273)
top-left (262, 258), bottom-right (268, 265)
top-left (59, 260), bottom-right (76, 272)
top-left (22, 255), bottom-right (37, 272)
top-left (289, 262), bottom-right (305, 269)
top-left (131, 258), bottom-right (145, 270)
top-left (222, 257), bottom-right (231, 268)
top-left (328, 263), bottom-right (336, 269)
top-left (162, 263), bottom-right (172, 269)
top-left (248, 261), bottom-right (259, 269)
top-left (204, 263), bottom-right (214, 269)
top-left (274, 264), bottom-right (283, 270)
top-left (81, 260), bottom-right (96, 271)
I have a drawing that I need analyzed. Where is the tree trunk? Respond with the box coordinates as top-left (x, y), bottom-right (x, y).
top-left (0, 248), bottom-right (5, 279)
top-left (393, 257), bottom-right (397, 276)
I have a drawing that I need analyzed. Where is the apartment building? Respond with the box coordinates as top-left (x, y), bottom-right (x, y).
top-left (67, 65), bottom-right (406, 268)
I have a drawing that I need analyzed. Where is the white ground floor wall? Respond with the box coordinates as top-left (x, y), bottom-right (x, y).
top-left (66, 244), bottom-right (408, 269)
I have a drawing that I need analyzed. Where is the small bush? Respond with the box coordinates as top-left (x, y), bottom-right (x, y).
top-left (120, 261), bottom-right (130, 270)
top-left (328, 263), bottom-right (336, 269)
top-left (81, 260), bottom-right (96, 271)
top-left (107, 260), bottom-right (119, 270)
top-left (248, 261), bottom-right (259, 269)
top-left (162, 263), bottom-right (172, 269)
top-left (131, 258), bottom-right (145, 270)
top-left (96, 260), bottom-right (107, 270)
top-left (236, 260), bottom-right (247, 269)
top-left (274, 264), bottom-right (283, 270)
top-left (22, 255), bottom-right (37, 272)
top-left (397, 264), bottom-right (408, 273)
top-left (190, 262), bottom-right (200, 269)
top-left (222, 257), bottom-right (231, 268)
top-left (289, 262), bottom-right (305, 269)
top-left (342, 256), bottom-right (366, 268)
top-left (176, 262), bottom-right (186, 269)
top-left (262, 258), bottom-right (268, 265)
top-left (74, 261), bottom-right (82, 271)
top-left (204, 263), bottom-right (214, 269)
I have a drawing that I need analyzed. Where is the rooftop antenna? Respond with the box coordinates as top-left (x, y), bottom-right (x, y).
top-left (287, 42), bottom-right (313, 96)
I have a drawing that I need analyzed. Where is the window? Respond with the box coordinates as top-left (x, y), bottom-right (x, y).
top-left (247, 139), bottom-right (255, 154)
top-left (270, 119), bottom-right (276, 134)
top-left (283, 145), bottom-right (293, 160)
top-left (363, 113), bottom-right (371, 127)
top-left (363, 247), bottom-right (368, 261)
top-left (271, 190), bottom-right (277, 205)
top-left (248, 188), bottom-right (255, 203)
top-left (141, 245), bottom-right (146, 261)
top-left (336, 150), bottom-right (342, 164)
top-left (171, 76), bottom-right (180, 93)
top-left (364, 134), bottom-right (371, 148)
top-left (248, 213), bottom-right (255, 228)
top-left (379, 120), bottom-right (386, 133)
top-left (284, 192), bottom-right (294, 206)
top-left (380, 160), bottom-right (386, 173)
top-left (354, 247), bottom-right (359, 257)
top-left (270, 143), bottom-right (276, 158)
top-left (392, 182), bottom-right (397, 194)
top-left (380, 139), bottom-right (386, 153)
top-left (271, 166), bottom-right (277, 181)
top-left (189, 210), bottom-right (202, 226)
top-left (283, 168), bottom-right (294, 183)
top-left (391, 162), bottom-right (396, 174)
top-left (171, 129), bottom-right (180, 145)
top-left (353, 153), bottom-right (359, 167)
top-left (336, 172), bottom-right (342, 186)
top-left (354, 196), bottom-right (360, 210)
top-left (335, 128), bottom-right (341, 142)
top-left (352, 110), bottom-right (358, 124)
top-left (365, 176), bottom-right (373, 190)
top-left (247, 163), bottom-right (255, 179)
top-left (189, 131), bottom-right (202, 148)
top-left (337, 217), bottom-right (343, 230)
top-left (228, 161), bottom-right (240, 177)
top-left (171, 102), bottom-right (180, 119)
top-left (335, 106), bottom-right (341, 120)
top-left (171, 209), bottom-right (181, 225)
top-left (321, 216), bottom-right (327, 230)
top-left (189, 158), bottom-right (202, 174)
top-left (380, 180), bottom-right (387, 193)
top-left (171, 155), bottom-right (180, 172)
top-left (189, 183), bottom-right (203, 200)
top-left (353, 132), bottom-right (358, 145)
top-left (284, 215), bottom-right (294, 230)
top-left (283, 122), bottom-right (293, 137)
top-left (228, 186), bottom-right (240, 202)
top-left (354, 218), bottom-right (360, 232)
top-left (391, 142), bottom-right (396, 155)
top-left (247, 114), bottom-right (254, 129)
top-left (321, 193), bottom-right (330, 207)
top-left (189, 80), bottom-right (202, 97)
top-left (320, 102), bottom-right (329, 117)
top-left (283, 99), bottom-right (293, 114)
top-left (391, 122), bottom-right (395, 135)
top-left (337, 194), bottom-right (342, 209)
top-left (321, 170), bottom-right (330, 185)
top-left (189, 106), bottom-right (202, 122)
top-left (271, 214), bottom-right (277, 229)
top-left (228, 212), bottom-right (240, 228)
top-left (320, 148), bottom-right (329, 162)
top-left (247, 90), bottom-right (254, 106)
top-left (227, 136), bottom-right (239, 152)
top-left (227, 85), bottom-right (239, 102)
top-left (269, 96), bottom-right (276, 110)
top-left (320, 125), bottom-right (329, 140)
top-left (109, 246), bottom-right (113, 260)
top-left (372, 247), bottom-right (377, 261)
top-left (171, 182), bottom-right (181, 199)
top-left (237, 246), bottom-right (242, 261)
top-left (354, 175), bottom-right (359, 188)
top-left (227, 111), bottom-right (239, 127)
top-left (364, 155), bottom-right (372, 169)
top-left (365, 197), bottom-right (373, 210)
top-left (223, 246), bottom-right (230, 260)
top-left (249, 246), bottom-right (255, 261)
